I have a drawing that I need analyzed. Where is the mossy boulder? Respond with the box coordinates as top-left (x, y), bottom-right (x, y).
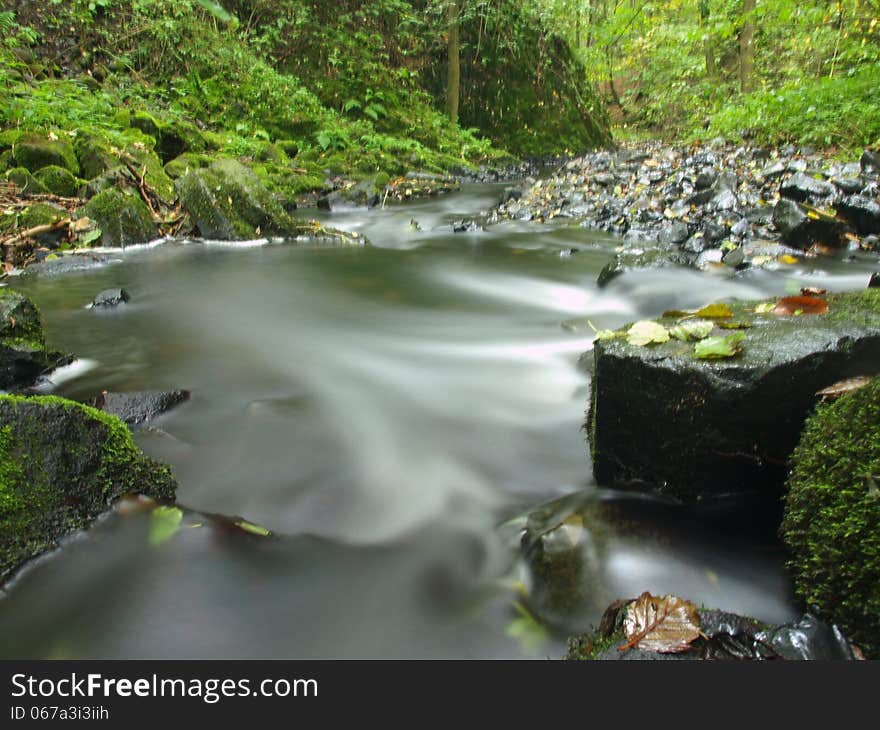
top-left (0, 395), bottom-right (177, 582)
top-left (18, 202), bottom-right (67, 230)
top-left (84, 189), bottom-right (157, 247)
top-left (163, 152), bottom-right (213, 180)
top-left (74, 133), bottom-right (121, 180)
top-left (33, 165), bottom-right (80, 197)
top-left (10, 134), bottom-right (79, 176)
top-left (131, 111), bottom-right (206, 164)
top-left (5, 167), bottom-right (49, 196)
top-left (0, 289), bottom-right (67, 391)
top-left (175, 158), bottom-right (304, 239)
top-left (588, 289), bottom-right (880, 501)
top-left (780, 377), bottom-right (880, 657)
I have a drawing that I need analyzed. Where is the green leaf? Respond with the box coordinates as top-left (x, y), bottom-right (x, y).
top-left (627, 320), bottom-right (670, 346)
top-left (690, 303), bottom-right (734, 319)
top-left (593, 329), bottom-right (623, 341)
top-left (694, 332), bottom-right (746, 360)
top-left (149, 506), bottom-right (183, 547)
top-left (669, 320), bottom-right (714, 341)
top-left (507, 602), bottom-right (548, 654)
top-left (79, 228), bottom-right (102, 246)
top-left (235, 520), bottom-right (272, 537)
top-left (753, 302), bottom-right (775, 314)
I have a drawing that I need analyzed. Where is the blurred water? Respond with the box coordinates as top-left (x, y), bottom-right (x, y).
top-left (1, 184), bottom-right (876, 658)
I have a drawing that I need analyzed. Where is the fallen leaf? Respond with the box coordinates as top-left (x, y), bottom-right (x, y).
top-left (149, 506), bottom-right (183, 547)
top-left (618, 592), bottom-right (702, 653)
top-left (753, 302), bottom-right (776, 314)
top-left (235, 520), bottom-right (271, 537)
top-left (772, 295), bottom-right (828, 316)
top-left (691, 303), bottom-right (734, 319)
top-left (669, 320), bottom-right (714, 341)
top-left (778, 254), bottom-right (799, 265)
top-left (593, 328), bottom-right (623, 341)
top-left (718, 321), bottom-right (752, 330)
top-left (626, 320), bottom-right (670, 346)
top-left (816, 376), bottom-right (873, 399)
top-left (694, 331), bottom-right (746, 359)
top-left (800, 287), bottom-right (827, 296)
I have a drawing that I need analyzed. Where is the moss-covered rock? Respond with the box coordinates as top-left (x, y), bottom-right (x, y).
top-left (780, 377), bottom-right (880, 657)
top-left (74, 133), bottom-right (120, 181)
top-left (163, 152), bottom-right (213, 180)
top-left (131, 111), bottom-right (206, 163)
top-left (0, 289), bottom-right (67, 391)
top-left (0, 395), bottom-right (177, 582)
top-left (5, 167), bottom-right (49, 196)
top-left (84, 189), bottom-right (157, 247)
top-left (18, 202), bottom-right (67, 230)
top-left (33, 165), bottom-right (80, 197)
top-left (10, 134), bottom-right (79, 175)
top-left (589, 289), bottom-right (880, 501)
top-left (175, 158), bottom-right (303, 239)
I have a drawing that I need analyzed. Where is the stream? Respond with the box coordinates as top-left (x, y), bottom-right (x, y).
top-left (1, 182), bottom-right (876, 659)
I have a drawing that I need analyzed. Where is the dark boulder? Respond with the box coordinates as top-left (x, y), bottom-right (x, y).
top-left (0, 290), bottom-right (67, 392)
top-left (88, 389), bottom-right (190, 427)
top-left (0, 395), bottom-right (176, 582)
top-left (588, 289), bottom-right (880, 502)
top-left (779, 172), bottom-right (836, 202)
top-left (772, 198), bottom-right (848, 248)
top-left (835, 195), bottom-right (880, 235)
top-left (91, 288), bottom-right (130, 308)
top-left (860, 148), bottom-right (880, 177)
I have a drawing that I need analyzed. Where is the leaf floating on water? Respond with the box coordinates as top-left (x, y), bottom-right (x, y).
top-left (694, 332), bottom-right (745, 359)
top-left (772, 295), bottom-right (828, 316)
top-left (816, 375), bottom-right (873, 400)
top-left (235, 520), bottom-right (272, 537)
top-left (618, 592), bottom-right (702, 653)
top-left (149, 506), bottom-right (183, 547)
top-left (626, 320), bottom-right (670, 346)
top-left (669, 320), bottom-right (714, 341)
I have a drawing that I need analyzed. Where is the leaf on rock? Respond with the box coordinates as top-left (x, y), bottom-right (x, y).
top-left (618, 592), bottom-right (702, 653)
top-left (593, 329), bottom-right (623, 342)
top-left (800, 287), bottom-right (827, 296)
top-left (816, 376), bottom-right (873, 400)
top-left (718, 320), bottom-right (752, 330)
top-left (669, 320), bottom-right (714, 341)
top-left (626, 320), bottom-right (670, 346)
top-left (753, 302), bottom-right (775, 314)
top-left (149, 506), bottom-right (183, 547)
top-left (694, 331), bottom-right (746, 359)
top-left (235, 520), bottom-right (272, 537)
top-left (772, 295), bottom-right (828, 316)
top-left (691, 303), bottom-right (734, 319)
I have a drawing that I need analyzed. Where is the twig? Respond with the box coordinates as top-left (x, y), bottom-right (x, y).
top-left (1, 218), bottom-right (71, 248)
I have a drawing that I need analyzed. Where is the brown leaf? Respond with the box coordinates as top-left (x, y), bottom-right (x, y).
top-left (772, 295), bottom-right (829, 316)
top-left (800, 287), bottom-right (827, 296)
top-left (816, 376), bottom-right (873, 400)
top-left (618, 592), bottom-right (702, 653)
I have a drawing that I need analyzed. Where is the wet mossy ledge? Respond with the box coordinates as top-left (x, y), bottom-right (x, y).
top-left (0, 395), bottom-right (177, 583)
top-left (0, 288), bottom-right (68, 391)
top-left (781, 377), bottom-right (880, 658)
top-left (588, 288), bottom-right (880, 502)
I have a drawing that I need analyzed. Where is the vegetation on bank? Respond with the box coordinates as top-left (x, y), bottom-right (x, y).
top-left (537, 0), bottom-right (880, 151)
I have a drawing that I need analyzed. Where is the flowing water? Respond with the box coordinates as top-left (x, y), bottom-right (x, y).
top-left (1, 183), bottom-right (876, 658)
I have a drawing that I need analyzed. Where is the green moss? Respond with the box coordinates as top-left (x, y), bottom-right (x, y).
top-left (33, 165), bottom-right (80, 197)
top-left (4, 167), bottom-right (49, 195)
top-left (163, 152), bottom-right (213, 179)
top-left (11, 134), bottom-right (80, 175)
top-left (0, 425), bottom-right (27, 518)
top-left (18, 202), bottom-right (67, 230)
top-left (84, 188), bottom-right (156, 247)
top-left (780, 377), bottom-right (880, 658)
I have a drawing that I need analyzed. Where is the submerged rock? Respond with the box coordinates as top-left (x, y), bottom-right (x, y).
top-left (781, 376), bottom-right (880, 658)
top-left (88, 389), bottom-right (190, 427)
top-left (588, 289), bottom-right (880, 502)
top-left (0, 395), bottom-right (176, 582)
top-left (0, 289), bottom-right (67, 392)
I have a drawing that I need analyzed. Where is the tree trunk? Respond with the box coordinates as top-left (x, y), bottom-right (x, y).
top-left (700, 0), bottom-right (716, 77)
top-left (446, 0), bottom-right (461, 124)
top-left (739, 0), bottom-right (755, 93)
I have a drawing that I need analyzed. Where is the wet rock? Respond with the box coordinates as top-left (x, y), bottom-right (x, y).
top-left (317, 177), bottom-right (381, 210)
top-left (588, 289), bottom-right (880, 502)
top-left (0, 290), bottom-right (67, 392)
top-left (88, 389), bottom-right (190, 427)
top-left (835, 195), bottom-right (880, 235)
top-left (0, 395), bottom-right (176, 582)
top-left (772, 198), bottom-right (847, 249)
top-left (597, 244), bottom-right (695, 287)
top-left (566, 607), bottom-right (858, 660)
top-left (657, 221), bottom-right (689, 245)
top-left (91, 288), bottom-right (130, 308)
top-left (84, 189), bottom-right (157, 248)
top-left (836, 177), bottom-right (865, 195)
top-left (860, 148), bottom-right (880, 177)
top-left (779, 172), bottom-right (836, 202)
